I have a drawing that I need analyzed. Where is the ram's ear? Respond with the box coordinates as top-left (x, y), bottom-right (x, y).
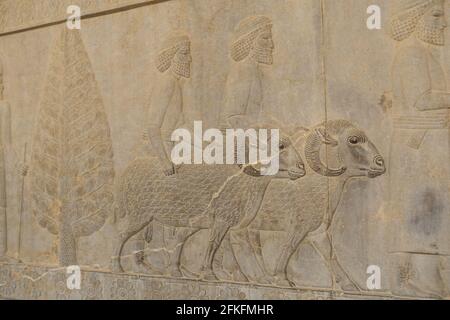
top-left (315, 127), bottom-right (338, 146)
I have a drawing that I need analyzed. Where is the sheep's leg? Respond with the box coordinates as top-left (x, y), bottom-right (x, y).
top-left (131, 223), bottom-right (166, 275)
top-left (200, 220), bottom-right (230, 281)
top-left (309, 231), bottom-right (360, 291)
top-left (166, 228), bottom-right (199, 278)
top-left (248, 229), bottom-right (269, 279)
top-left (212, 233), bottom-right (248, 282)
top-left (230, 229), bottom-right (270, 284)
top-left (272, 228), bottom-right (309, 287)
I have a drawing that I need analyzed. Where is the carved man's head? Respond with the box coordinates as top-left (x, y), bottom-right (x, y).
top-left (231, 16), bottom-right (274, 64)
top-left (390, 0), bottom-right (447, 45)
top-left (156, 33), bottom-right (191, 78)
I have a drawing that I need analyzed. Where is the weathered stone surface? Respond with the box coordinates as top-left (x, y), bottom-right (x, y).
top-left (0, 0), bottom-right (448, 300)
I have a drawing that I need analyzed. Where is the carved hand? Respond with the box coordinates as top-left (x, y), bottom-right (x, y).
top-left (162, 159), bottom-right (176, 176)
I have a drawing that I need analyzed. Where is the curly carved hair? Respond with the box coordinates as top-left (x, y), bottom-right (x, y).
top-left (230, 16), bottom-right (272, 62)
top-left (156, 33), bottom-right (190, 73)
top-left (389, 0), bottom-right (438, 41)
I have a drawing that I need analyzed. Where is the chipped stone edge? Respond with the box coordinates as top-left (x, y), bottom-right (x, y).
top-left (0, 0), bottom-right (166, 36)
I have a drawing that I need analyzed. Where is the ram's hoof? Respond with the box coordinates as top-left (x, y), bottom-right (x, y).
top-left (111, 258), bottom-right (124, 273)
top-left (337, 279), bottom-right (360, 292)
top-left (200, 270), bottom-right (219, 281)
top-left (272, 275), bottom-right (294, 288)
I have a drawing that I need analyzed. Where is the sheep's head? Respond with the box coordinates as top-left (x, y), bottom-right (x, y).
top-left (241, 126), bottom-right (306, 180)
top-left (305, 120), bottom-right (385, 178)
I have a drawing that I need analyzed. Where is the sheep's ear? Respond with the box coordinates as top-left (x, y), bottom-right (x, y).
top-left (315, 128), bottom-right (338, 146)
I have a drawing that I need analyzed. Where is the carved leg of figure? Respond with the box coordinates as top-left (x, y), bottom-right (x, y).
top-left (111, 220), bottom-right (152, 273)
top-left (230, 229), bottom-right (269, 284)
top-left (309, 231), bottom-right (360, 292)
top-left (272, 228), bottom-right (309, 287)
top-left (200, 220), bottom-right (230, 281)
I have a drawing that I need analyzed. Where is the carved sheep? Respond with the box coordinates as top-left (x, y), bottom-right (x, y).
top-left (111, 128), bottom-right (306, 279)
top-left (244, 120), bottom-right (386, 289)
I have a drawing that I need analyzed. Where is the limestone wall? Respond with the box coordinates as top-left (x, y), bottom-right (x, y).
top-left (0, 0), bottom-right (448, 300)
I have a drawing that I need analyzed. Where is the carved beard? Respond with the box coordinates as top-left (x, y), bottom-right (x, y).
top-left (252, 44), bottom-right (273, 65)
top-left (416, 19), bottom-right (445, 46)
top-left (172, 54), bottom-right (191, 78)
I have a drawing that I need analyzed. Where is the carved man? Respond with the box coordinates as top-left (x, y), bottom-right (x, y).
top-left (0, 59), bottom-right (9, 260)
top-left (219, 16), bottom-right (274, 130)
top-left (147, 33), bottom-right (191, 176)
top-left (387, 0), bottom-right (450, 297)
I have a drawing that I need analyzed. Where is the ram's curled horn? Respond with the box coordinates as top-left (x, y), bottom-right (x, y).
top-left (305, 124), bottom-right (347, 177)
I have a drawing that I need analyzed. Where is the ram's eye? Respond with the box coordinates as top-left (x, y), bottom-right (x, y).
top-left (279, 143), bottom-right (286, 150)
top-left (348, 136), bottom-right (359, 145)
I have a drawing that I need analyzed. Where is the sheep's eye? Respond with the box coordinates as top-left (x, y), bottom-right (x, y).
top-left (279, 143), bottom-right (286, 150)
top-left (348, 136), bottom-right (359, 145)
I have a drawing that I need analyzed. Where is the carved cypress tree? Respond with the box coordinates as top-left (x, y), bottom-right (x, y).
top-left (30, 28), bottom-right (115, 266)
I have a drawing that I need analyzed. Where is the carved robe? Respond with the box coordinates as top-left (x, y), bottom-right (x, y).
top-left (389, 38), bottom-right (450, 255)
top-left (220, 60), bottom-right (263, 130)
top-left (147, 73), bottom-right (186, 159)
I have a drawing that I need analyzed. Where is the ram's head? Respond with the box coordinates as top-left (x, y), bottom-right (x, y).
top-left (305, 120), bottom-right (385, 178)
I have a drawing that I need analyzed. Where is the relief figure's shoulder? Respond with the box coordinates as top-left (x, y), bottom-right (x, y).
top-left (394, 41), bottom-right (428, 64)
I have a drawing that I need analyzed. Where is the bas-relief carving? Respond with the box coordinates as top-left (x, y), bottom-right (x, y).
top-left (147, 32), bottom-right (192, 177)
top-left (0, 57), bottom-right (27, 263)
top-left (29, 28), bottom-right (115, 266)
top-left (111, 16), bottom-right (386, 294)
top-left (381, 0), bottom-right (450, 298)
top-left (0, 0), bottom-right (448, 300)
top-left (112, 127), bottom-right (306, 278)
top-left (220, 15), bottom-right (274, 129)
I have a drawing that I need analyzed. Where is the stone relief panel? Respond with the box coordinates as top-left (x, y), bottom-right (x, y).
top-left (0, 0), bottom-right (447, 300)
top-left (325, 0), bottom-right (450, 299)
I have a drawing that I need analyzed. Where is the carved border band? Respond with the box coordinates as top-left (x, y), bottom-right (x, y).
top-left (0, 0), bottom-right (163, 35)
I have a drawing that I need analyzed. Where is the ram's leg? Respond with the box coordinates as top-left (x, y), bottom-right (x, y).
top-left (248, 229), bottom-right (269, 279)
top-left (130, 227), bottom-right (148, 273)
top-left (130, 223), bottom-right (166, 275)
top-left (111, 220), bottom-right (152, 273)
top-left (200, 220), bottom-right (230, 281)
top-left (272, 228), bottom-right (309, 287)
top-left (166, 227), bottom-right (199, 278)
top-left (212, 233), bottom-right (247, 282)
top-left (309, 231), bottom-right (360, 291)
top-left (230, 229), bottom-right (269, 284)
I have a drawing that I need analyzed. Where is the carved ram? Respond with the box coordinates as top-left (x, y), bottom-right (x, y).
top-left (241, 120), bottom-right (386, 289)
